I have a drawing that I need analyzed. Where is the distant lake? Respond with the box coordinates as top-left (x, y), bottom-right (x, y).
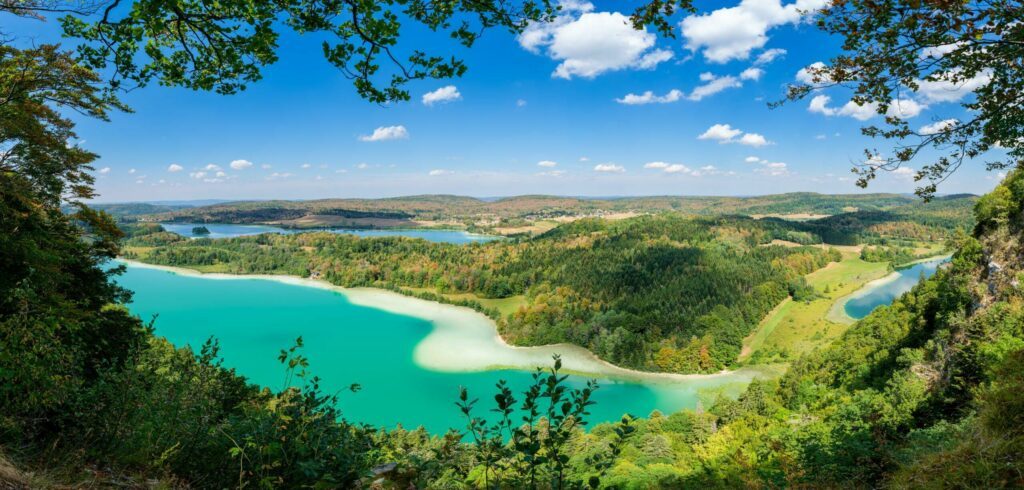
top-left (159, 222), bottom-right (498, 245)
top-left (117, 262), bottom-right (758, 434)
top-left (844, 257), bottom-right (948, 320)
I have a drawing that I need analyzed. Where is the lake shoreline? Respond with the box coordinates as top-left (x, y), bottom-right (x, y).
top-left (116, 259), bottom-right (762, 385)
top-left (826, 254), bottom-right (951, 325)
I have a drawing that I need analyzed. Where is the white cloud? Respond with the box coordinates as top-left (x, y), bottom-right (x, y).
top-left (666, 164), bottom-right (693, 174)
top-left (517, 99), bottom-right (528, 107)
top-left (688, 74), bottom-right (742, 100)
top-left (267, 172), bottom-right (293, 180)
top-left (809, 95), bottom-right (924, 120)
top-left (422, 85), bottom-right (462, 106)
top-left (594, 163), bottom-right (625, 173)
top-left (644, 161), bottom-right (695, 174)
top-left (887, 98), bottom-right (926, 119)
top-left (128, 168), bottom-right (136, 174)
top-left (215, 171), bottom-right (227, 178)
top-left (738, 133), bottom-right (770, 147)
top-left (355, 163), bottom-right (369, 169)
top-left (428, 169), bottom-right (454, 176)
top-left (616, 89), bottom-right (683, 105)
top-left (698, 123), bottom-right (743, 142)
top-left (681, 0), bottom-right (827, 63)
top-left (359, 125), bottom-right (409, 142)
top-left (920, 43), bottom-right (961, 59)
top-left (918, 118), bottom-right (958, 135)
top-left (538, 169), bottom-right (567, 177)
top-left (754, 48), bottom-right (786, 65)
top-left (699, 123), bottom-right (771, 146)
top-left (230, 159), bottom-right (253, 170)
top-left (204, 163), bottom-right (222, 171)
top-left (795, 61), bottom-right (830, 86)
top-left (537, 160), bottom-right (558, 167)
top-left (167, 163), bottom-right (183, 172)
top-left (915, 71), bottom-right (991, 103)
top-left (301, 163), bottom-right (312, 169)
top-left (520, 9), bottom-right (672, 79)
top-left (97, 167), bottom-right (111, 174)
top-left (744, 156), bottom-right (762, 163)
top-left (335, 169), bottom-right (348, 174)
top-left (754, 160), bottom-right (789, 176)
top-left (740, 67), bottom-right (764, 81)
top-left (189, 171), bottom-right (206, 179)
top-left (579, 156), bottom-right (590, 162)
top-left (891, 166), bottom-right (917, 180)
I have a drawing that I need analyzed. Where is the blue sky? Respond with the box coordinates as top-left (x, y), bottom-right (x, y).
top-left (9, 0), bottom-right (1003, 201)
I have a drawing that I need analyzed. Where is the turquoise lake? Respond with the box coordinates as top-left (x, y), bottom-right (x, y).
top-left (844, 258), bottom-right (947, 320)
top-left (160, 222), bottom-right (497, 244)
top-left (117, 264), bottom-right (751, 434)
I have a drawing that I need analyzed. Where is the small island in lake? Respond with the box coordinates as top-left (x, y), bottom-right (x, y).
top-left (191, 226), bottom-right (211, 236)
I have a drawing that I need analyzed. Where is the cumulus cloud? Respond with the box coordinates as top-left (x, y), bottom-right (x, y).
top-left (915, 71), bottom-right (991, 103)
top-left (795, 61), bottom-right (831, 86)
top-left (740, 67), bottom-right (764, 81)
top-left (919, 118), bottom-right (958, 135)
top-left (739, 133), bottom-right (769, 146)
top-left (97, 167), bottom-right (111, 174)
top-left (888, 98), bottom-right (926, 119)
top-left (698, 123), bottom-right (743, 142)
top-left (517, 99), bottom-right (528, 107)
top-left (537, 160), bottom-right (558, 167)
top-left (301, 163), bottom-right (312, 169)
top-left (204, 164), bottom-right (221, 171)
top-left (428, 169), bottom-right (454, 176)
top-left (128, 168), bottom-right (136, 174)
top-left (167, 163), bottom-right (183, 172)
top-left (809, 95), bottom-right (925, 120)
top-left (688, 74), bottom-right (742, 100)
top-left (891, 166), bottom-right (917, 180)
top-left (744, 156), bottom-right (762, 163)
top-left (754, 48), bottom-right (787, 65)
top-left (519, 6), bottom-right (672, 79)
top-left (616, 89), bottom-right (683, 105)
top-left (645, 161), bottom-right (694, 174)
top-left (422, 85), bottom-right (462, 106)
top-left (189, 171), bottom-right (206, 179)
top-left (359, 125), bottom-right (409, 142)
top-left (538, 169), bottom-right (567, 177)
top-left (698, 123), bottom-right (771, 146)
top-left (594, 163), bottom-right (625, 173)
top-left (266, 172), bottom-right (293, 180)
top-left (230, 159), bottom-right (253, 170)
top-left (754, 160), bottom-right (789, 176)
top-left (681, 0), bottom-right (827, 63)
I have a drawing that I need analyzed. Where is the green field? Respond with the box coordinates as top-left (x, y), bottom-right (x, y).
top-left (739, 251), bottom-right (892, 364)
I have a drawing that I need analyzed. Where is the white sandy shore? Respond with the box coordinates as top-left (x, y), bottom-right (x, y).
top-left (117, 259), bottom-right (762, 386)
top-left (827, 255), bottom-right (951, 325)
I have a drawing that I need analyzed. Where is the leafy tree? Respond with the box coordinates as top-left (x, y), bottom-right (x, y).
top-left (781, 0), bottom-right (1022, 198)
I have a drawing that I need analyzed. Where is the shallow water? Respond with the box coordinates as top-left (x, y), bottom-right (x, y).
top-left (844, 258), bottom-right (947, 320)
top-left (117, 264), bottom-right (757, 434)
top-left (159, 222), bottom-right (497, 244)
